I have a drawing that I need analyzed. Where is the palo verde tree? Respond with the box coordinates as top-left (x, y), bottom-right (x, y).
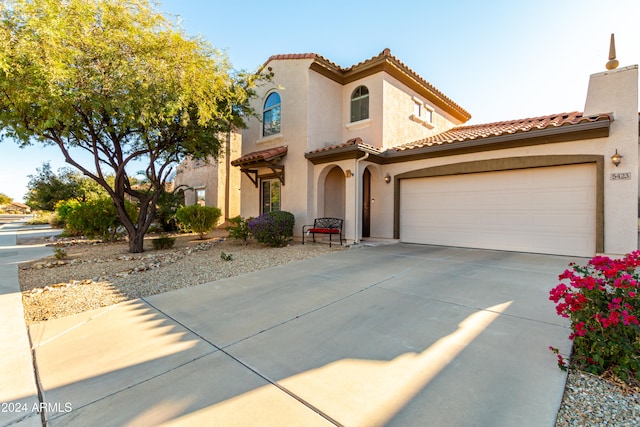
top-left (0, 0), bottom-right (255, 252)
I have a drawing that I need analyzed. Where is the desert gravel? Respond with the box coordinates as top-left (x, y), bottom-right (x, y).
top-left (17, 232), bottom-right (639, 425)
top-left (19, 231), bottom-right (344, 325)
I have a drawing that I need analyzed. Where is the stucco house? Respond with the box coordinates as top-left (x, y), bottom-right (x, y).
top-left (174, 131), bottom-right (242, 225)
top-left (178, 47), bottom-right (639, 257)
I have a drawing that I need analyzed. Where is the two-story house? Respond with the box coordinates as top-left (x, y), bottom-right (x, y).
top-left (229, 48), bottom-right (638, 257)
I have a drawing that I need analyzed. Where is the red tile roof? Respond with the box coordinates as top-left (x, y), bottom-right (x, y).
top-left (231, 146), bottom-right (288, 167)
top-left (304, 111), bottom-right (612, 161)
top-left (395, 112), bottom-right (612, 151)
top-left (306, 137), bottom-right (383, 156)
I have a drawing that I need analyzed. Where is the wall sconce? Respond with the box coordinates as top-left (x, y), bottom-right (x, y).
top-left (611, 150), bottom-right (623, 167)
top-left (384, 173), bottom-right (391, 184)
top-left (345, 169), bottom-right (352, 178)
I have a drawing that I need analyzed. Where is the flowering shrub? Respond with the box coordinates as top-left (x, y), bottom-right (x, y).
top-left (248, 211), bottom-right (294, 247)
top-left (549, 251), bottom-right (640, 381)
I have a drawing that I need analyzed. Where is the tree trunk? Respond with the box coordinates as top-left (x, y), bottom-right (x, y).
top-left (128, 229), bottom-right (146, 253)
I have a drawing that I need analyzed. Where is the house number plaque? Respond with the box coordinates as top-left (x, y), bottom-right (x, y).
top-left (610, 172), bottom-right (631, 180)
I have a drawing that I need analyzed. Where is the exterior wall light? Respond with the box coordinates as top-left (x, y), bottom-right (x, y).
top-left (611, 150), bottom-right (623, 167)
top-left (384, 173), bottom-right (391, 183)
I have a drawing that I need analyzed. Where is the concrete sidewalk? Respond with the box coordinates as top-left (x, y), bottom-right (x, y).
top-left (26, 243), bottom-right (577, 426)
top-left (1, 221), bottom-right (59, 427)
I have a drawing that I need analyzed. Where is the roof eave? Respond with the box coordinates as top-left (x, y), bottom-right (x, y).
top-left (305, 145), bottom-right (384, 165)
top-left (385, 119), bottom-right (611, 162)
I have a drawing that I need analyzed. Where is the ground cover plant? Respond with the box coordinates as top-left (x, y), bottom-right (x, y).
top-left (549, 251), bottom-right (640, 385)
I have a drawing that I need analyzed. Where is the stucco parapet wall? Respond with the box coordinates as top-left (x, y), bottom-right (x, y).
top-left (305, 114), bottom-right (612, 165)
top-left (589, 64), bottom-right (638, 78)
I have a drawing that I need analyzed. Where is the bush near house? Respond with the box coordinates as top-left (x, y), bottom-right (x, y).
top-left (225, 216), bottom-right (251, 245)
top-left (176, 205), bottom-right (222, 239)
top-left (248, 211), bottom-right (295, 247)
top-left (64, 198), bottom-right (138, 241)
top-left (151, 236), bottom-right (175, 250)
top-left (549, 252), bottom-right (640, 384)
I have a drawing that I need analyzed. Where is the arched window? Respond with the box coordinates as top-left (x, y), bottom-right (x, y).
top-left (263, 92), bottom-right (281, 136)
top-left (350, 86), bottom-right (369, 122)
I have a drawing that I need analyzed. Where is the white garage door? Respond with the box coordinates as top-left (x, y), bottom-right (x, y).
top-left (399, 164), bottom-right (596, 256)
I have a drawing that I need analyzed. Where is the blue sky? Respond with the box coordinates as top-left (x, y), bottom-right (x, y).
top-left (2, 0), bottom-right (639, 203)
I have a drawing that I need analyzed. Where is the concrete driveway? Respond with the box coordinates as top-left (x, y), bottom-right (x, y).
top-left (28, 244), bottom-right (577, 426)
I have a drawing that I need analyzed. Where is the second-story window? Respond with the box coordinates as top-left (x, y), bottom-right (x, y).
top-left (350, 86), bottom-right (369, 122)
top-left (263, 92), bottom-right (281, 137)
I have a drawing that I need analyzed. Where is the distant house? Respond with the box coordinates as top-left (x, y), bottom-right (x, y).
top-left (180, 47), bottom-right (639, 257)
top-left (3, 202), bottom-right (31, 214)
top-left (174, 132), bottom-right (242, 225)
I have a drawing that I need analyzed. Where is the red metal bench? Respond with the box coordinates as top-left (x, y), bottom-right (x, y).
top-left (302, 217), bottom-right (344, 248)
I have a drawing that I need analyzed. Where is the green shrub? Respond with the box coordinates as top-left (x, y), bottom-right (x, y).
top-left (248, 211), bottom-right (295, 247)
top-left (176, 205), bottom-right (222, 239)
top-left (152, 236), bottom-right (175, 250)
top-left (220, 251), bottom-right (233, 261)
top-left (65, 198), bottom-right (138, 241)
top-left (53, 247), bottom-right (67, 260)
top-left (225, 216), bottom-right (251, 245)
top-left (54, 200), bottom-right (81, 231)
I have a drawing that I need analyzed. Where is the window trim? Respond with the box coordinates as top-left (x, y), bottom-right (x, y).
top-left (350, 85), bottom-right (370, 123)
top-left (410, 97), bottom-right (435, 129)
top-left (260, 178), bottom-right (281, 214)
top-left (195, 188), bottom-right (206, 206)
top-left (263, 91), bottom-right (282, 137)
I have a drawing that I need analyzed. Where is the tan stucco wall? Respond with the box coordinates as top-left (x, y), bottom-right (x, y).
top-left (240, 59), bottom-right (314, 230)
top-left (583, 65), bottom-right (639, 254)
top-left (308, 71), bottom-right (342, 151)
top-left (381, 75), bottom-right (459, 150)
top-left (174, 131), bottom-right (241, 225)
top-left (341, 75), bottom-right (384, 148)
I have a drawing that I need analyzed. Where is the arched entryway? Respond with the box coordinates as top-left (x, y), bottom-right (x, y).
top-left (324, 166), bottom-right (345, 219)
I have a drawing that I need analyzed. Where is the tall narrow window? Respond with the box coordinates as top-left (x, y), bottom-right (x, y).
top-left (350, 86), bottom-right (369, 122)
top-left (263, 92), bottom-right (281, 136)
top-left (261, 179), bottom-right (281, 213)
top-left (196, 189), bottom-right (206, 206)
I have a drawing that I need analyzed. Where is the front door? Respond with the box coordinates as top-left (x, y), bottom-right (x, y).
top-left (362, 168), bottom-right (371, 238)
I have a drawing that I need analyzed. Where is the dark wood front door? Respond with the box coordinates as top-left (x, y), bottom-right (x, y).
top-left (362, 168), bottom-right (371, 238)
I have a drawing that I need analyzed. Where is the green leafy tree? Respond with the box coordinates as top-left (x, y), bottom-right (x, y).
top-left (0, 0), bottom-right (255, 252)
top-left (25, 162), bottom-right (104, 211)
top-left (0, 192), bottom-right (11, 206)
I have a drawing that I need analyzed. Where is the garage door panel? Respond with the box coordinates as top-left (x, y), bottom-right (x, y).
top-left (399, 165), bottom-right (596, 256)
